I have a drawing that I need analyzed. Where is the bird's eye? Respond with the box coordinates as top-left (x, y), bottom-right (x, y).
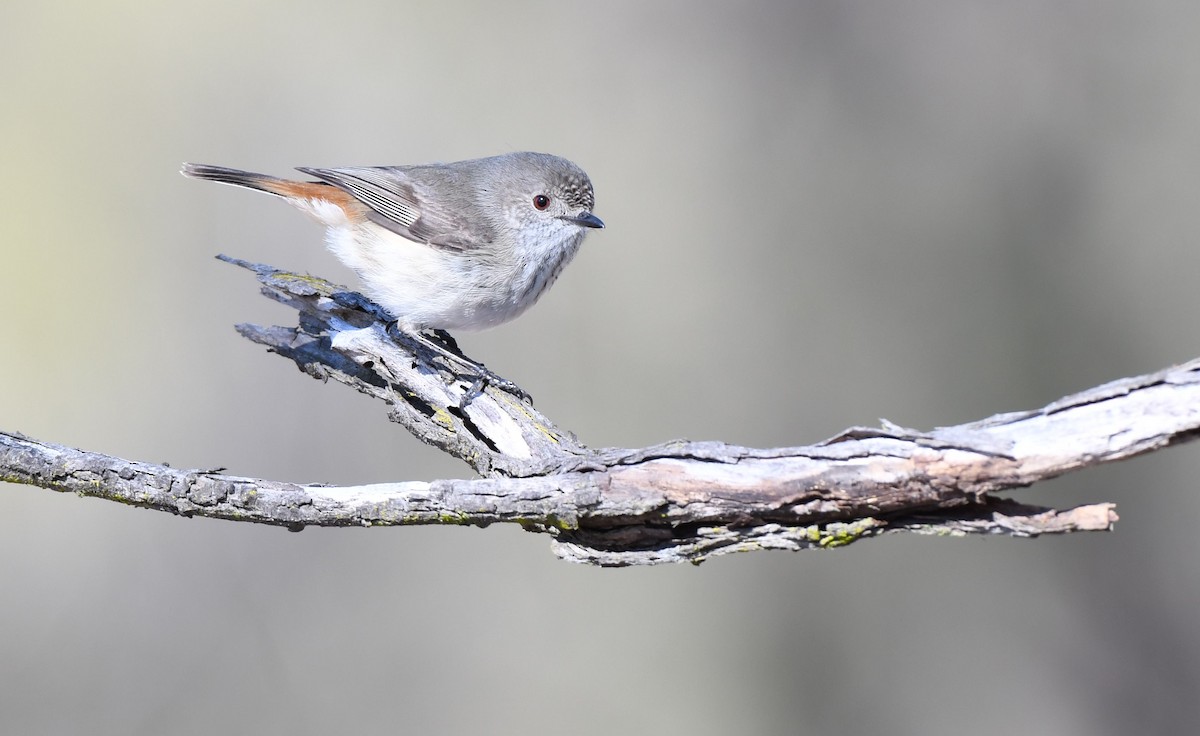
top-left (533, 194), bottom-right (551, 210)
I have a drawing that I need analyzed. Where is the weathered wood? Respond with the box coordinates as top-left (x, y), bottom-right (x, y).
top-left (4, 257), bottom-right (1198, 565)
top-left (0, 430), bottom-right (1119, 565)
top-left (223, 257), bottom-right (590, 478)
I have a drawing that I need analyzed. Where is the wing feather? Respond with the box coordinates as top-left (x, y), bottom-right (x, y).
top-left (295, 166), bottom-right (492, 251)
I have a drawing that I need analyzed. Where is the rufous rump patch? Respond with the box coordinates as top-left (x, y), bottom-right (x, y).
top-left (263, 179), bottom-right (366, 218)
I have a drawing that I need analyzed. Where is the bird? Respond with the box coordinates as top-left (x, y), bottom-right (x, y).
top-left (181, 152), bottom-right (603, 333)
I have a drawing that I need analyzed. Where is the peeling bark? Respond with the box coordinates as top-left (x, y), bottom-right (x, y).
top-left (4, 257), bottom-right (1196, 565)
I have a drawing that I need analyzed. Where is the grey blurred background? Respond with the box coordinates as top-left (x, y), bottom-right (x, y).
top-left (3, 2), bottom-right (1199, 734)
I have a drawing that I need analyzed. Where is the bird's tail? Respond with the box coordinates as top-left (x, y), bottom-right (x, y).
top-left (180, 163), bottom-right (291, 196)
top-left (181, 163), bottom-right (364, 226)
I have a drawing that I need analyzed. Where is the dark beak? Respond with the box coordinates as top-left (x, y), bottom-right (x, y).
top-left (562, 211), bottom-right (605, 229)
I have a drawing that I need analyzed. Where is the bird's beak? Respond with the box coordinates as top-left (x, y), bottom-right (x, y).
top-left (562, 212), bottom-right (605, 229)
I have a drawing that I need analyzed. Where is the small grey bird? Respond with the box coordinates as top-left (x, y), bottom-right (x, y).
top-left (181, 152), bottom-right (603, 332)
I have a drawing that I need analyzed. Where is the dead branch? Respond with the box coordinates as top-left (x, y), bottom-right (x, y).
top-left (4, 257), bottom-right (1198, 565)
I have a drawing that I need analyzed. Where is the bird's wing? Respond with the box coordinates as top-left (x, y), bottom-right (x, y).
top-left (295, 166), bottom-right (493, 251)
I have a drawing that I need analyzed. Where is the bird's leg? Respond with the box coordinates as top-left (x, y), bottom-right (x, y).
top-left (406, 328), bottom-right (533, 406)
top-left (420, 329), bottom-right (532, 406)
top-left (426, 328), bottom-right (463, 356)
top-left (329, 290), bottom-right (532, 405)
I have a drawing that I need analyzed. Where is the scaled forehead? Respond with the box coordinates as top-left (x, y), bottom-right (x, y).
top-left (554, 173), bottom-right (595, 210)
